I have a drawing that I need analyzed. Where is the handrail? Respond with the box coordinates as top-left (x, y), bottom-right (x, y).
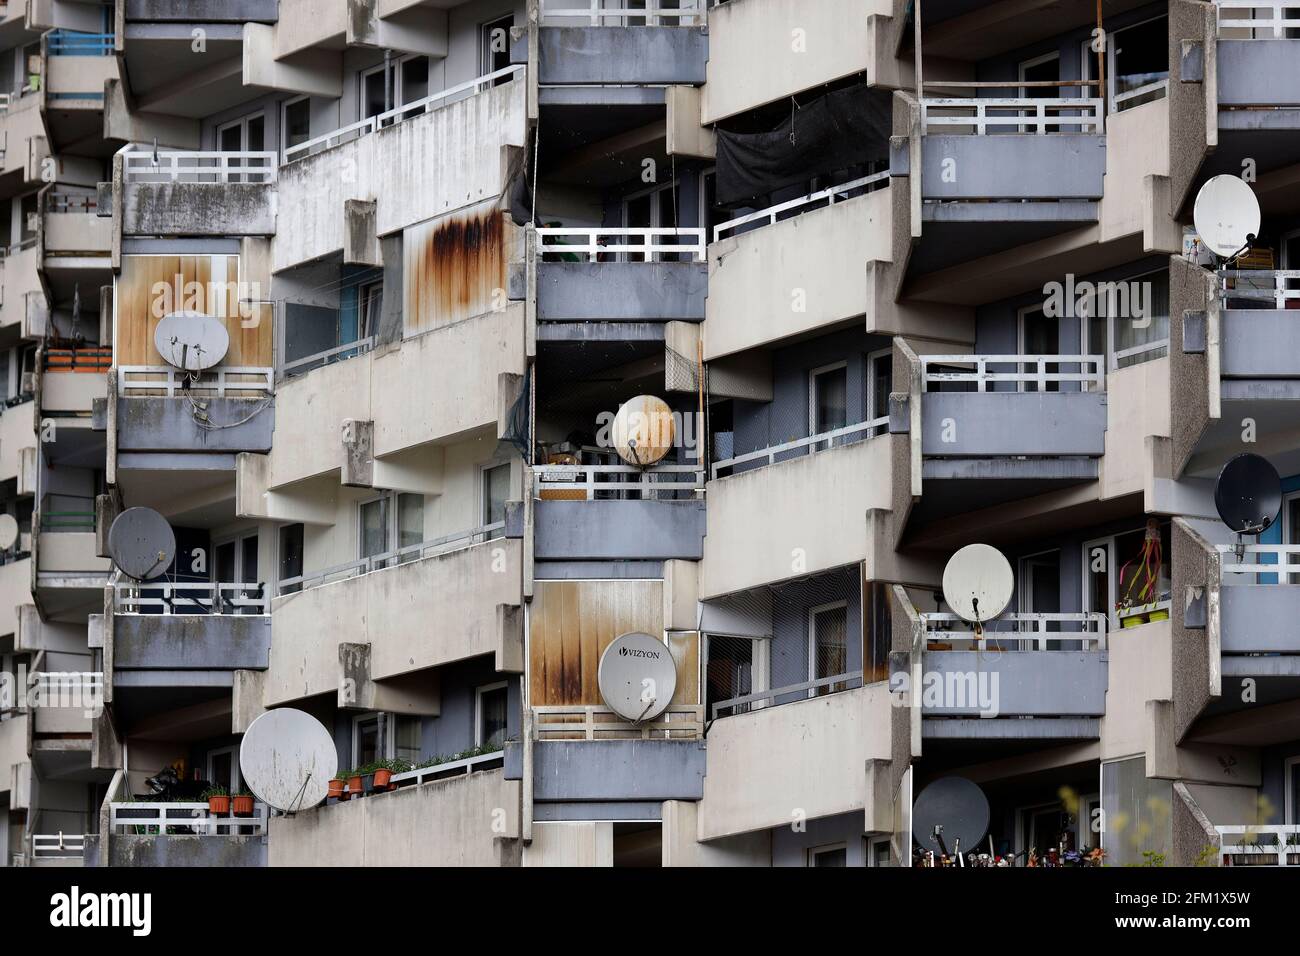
top-left (47, 31), bottom-right (115, 55)
top-left (536, 227), bottom-right (706, 262)
top-left (389, 750), bottom-right (505, 786)
top-left (117, 366), bottom-right (274, 397)
top-left (920, 354), bottom-right (1106, 390)
top-left (31, 832), bottom-right (86, 857)
top-left (534, 463), bottom-right (703, 499)
top-left (46, 193), bottom-right (99, 214)
top-left (921, 97), bottom-right (1105, 135)
top-left (712, 671), bottom-right (864, 720)
top-left (1113, 78), bottom-right (1169, 111)
top-left (532, 704), bottom-right (704, 740)
top-left (920, 611), bottom-right (1108, 650)
top-left (1216, 1), bottom-right (1300, 38)
top-left (713, 172), bottom-right (889, 243)
top-left (278, 522), bottom-right (505, 593)
top-left (1218, 270), bottom-right (1300, 307)
top-left (1218, 824), bottom-right (1300, 865)
top-left (28, 671), bottom-right (104, 695)
top-left (711, 417), bottom-right (888, 478)
top-left (281, 337), bottom-right (374, 376)
top-left (540, 0), bottom-right (705, 25)
top-left (109, 802), bottom-right (267, 836)
top-left (284, 64), bottom-right (524, 163)
top-left (1219, 543), bottom-right (1300, 583)
top-left (113, 582), bottom-right (269, 615)
top-left (122, 150), bottom-right (277, 184)
top-left (44, 346), bottom-right (111, 371)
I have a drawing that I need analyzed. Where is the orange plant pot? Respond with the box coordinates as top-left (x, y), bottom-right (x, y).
top-left (348, 775), bottom-right (363, 795)
top-left (232, 795), bottom-right (255, 816)
top-left (208, 796), bottom-right (231, 815)
top-left (328, 779), bottom-right (344, 799)
top-left (373, 769), bottom-right (393, 788)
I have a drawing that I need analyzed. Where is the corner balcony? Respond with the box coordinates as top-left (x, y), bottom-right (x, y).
top-left (38, 347), bottom-right (110, 470)
top-left (45, 32), bottom-right (118, 109)
top-left (96, 798), bottom-right (267, 867)
top-left (264, 532), bottom-right (522, 708)
top-left (34, 522), bottom-right (110, 618)
top-left (0, 711), bottom-right (30, 803)
top-left (0, 91), bottom-right (45, 180)
top-left (533, 463), bottom-right (706, 562)
top-left (1216, 824), bottom-right (1300, 867)
top-left (1212, 545), bottom-right (1300, 678)
top-left (0, 240), bottom-right (43, 334)
top-left (125, 0), bottom-right (279, 21)
top-left (1214, 4), bottom-right (1300, 129)
top-left (0, 400), bottom-right (36, 493)
top-left (44, 194), bottom-right (113, 255)
top-left (30, 832), bottom-right (87, 867)
top-left (700, 423), bottom-right (892, 598)
top-left (1215, 273), bottom-right (1300, 398)
top-left (705, 175), bottom-right (891, 360)
top-left (113, 366), bottom-right (275, 459)
top-left (119, 149), bottom-right (278, 237)
top-left (537, 1), bottom-right (707, 86)
top-left (533, 227), bottom-right (706, 322)
top-left (28, 671), bottom-right (102, 783)
top-left (0, 557), bottom-right (32, 638)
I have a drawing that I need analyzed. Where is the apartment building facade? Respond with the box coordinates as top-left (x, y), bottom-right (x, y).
top-left (1, 0), bottom-right (1297, 869)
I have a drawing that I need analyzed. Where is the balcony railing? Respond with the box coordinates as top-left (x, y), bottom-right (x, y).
top-left (40, 494), bottom-right (96, 533)
top-left (28, 671), bottom-right (104, 701)
top-left (117, 366), bottom-right (274, 398)
top-left (122, 150), bottom-right (278, 184)
top-left (537, 227), bottom-right (706, 262)
top-left (711, 417), bottom-right (888, 479)
top-left (1218, 270), bottom-right (1300, 308)
top-left (713, 171), bottom-right (889, 243)
top-left (712, 671), bottom-right (864, 719)
top-left (31, 832), bottom-right (86, 859)
top-left (532, 704), bottom-right (704, 740)
top-left (109, 802), bottom-right (267, 836)
top-left (1217, 825), bottom-right (1300, 865)
top-left (921, 98), bottom-right (1105, 135)
top-left (280, 337), bottom-right (374, 378)
top-left (921, 611), bottom-right (1108, 650)
top-left (388, 750), bottom-right (505, 787)
top-left (1219, 544), bottom-right (1300, 583)
top-left (284, 64), bottom-right (524, 163)
top-left (277, 522), bottom-right (505, 594)
top-left (1216, 1), bottom-right (1300, 38)
top-left (46, 193), bottom-right (99, 214)
top-left (113, 582), bottom-right (269, 615)
top-left (44, 346), bottom-right (111, 372)
top-left (535, 463), bottom-right (703, 499)
top-left (47, 31), bottom-right (115, 55)
top-left (921, 354), bottom-right (1106, 392)
top-left (539, 0), bottom-right (705, 25)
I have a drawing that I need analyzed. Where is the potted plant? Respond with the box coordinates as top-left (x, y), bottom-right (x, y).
top-left (372, 758), bottom-right (411, 789)
top-left (231, 787), bottom-right (255, 816)
top-left (201, 785), bottom-right (230, 816)
top-left (328, 773), bottom-right (346, 800)
top-left (347, 768), bottom-right (364, 796)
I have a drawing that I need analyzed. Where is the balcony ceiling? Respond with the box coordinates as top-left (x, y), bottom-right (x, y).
top-left (122, 29), bottom-right (262, 118)
top-left (920, 0), bottom-right (1155, 62)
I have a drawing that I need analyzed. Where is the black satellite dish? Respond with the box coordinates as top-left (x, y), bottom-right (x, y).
top-left (1214, 453), bottom-right (1281, 536)
top-left (912, 776), bottom-right (990, 862)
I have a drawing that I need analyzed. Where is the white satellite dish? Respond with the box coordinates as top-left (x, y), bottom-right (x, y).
top-left (0, 514), bottom-right (17, 550)
top-left (154, 311), bottom-right (230, 372)
top-left (597, 632), bottom-right (678, 722)
top-left (107, 507), bottom-right (176, 581)
top-left (1193, 175), bottom-right (1261, 259)
top-left (942, 544), bottom-right (1014, 627)
top-left (611, 395), bottom-right (675, 466)
top-left (239, 708), bottom-right (337, 813)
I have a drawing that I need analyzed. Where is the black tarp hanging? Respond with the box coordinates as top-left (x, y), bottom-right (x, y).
top-left (714, 83), bottom-right (893, 208)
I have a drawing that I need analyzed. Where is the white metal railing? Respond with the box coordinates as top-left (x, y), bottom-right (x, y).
top-left (278, 522), bottom-right (505, 593)
top-left (1219, 544), bottom-right (1300, 583)
top-left (1218, 270), bottom-right (1300, 307)
top-left (109, 802), bottom-right (267, 836)
top-left (28, 671), bottom-right (104, 699)
top-left (713, 171), bottom-right (890, 243)
top-left (1111, 339), bottom-right (1170, 369)
top-left (537, 227), bottom-right (706, 262)
top-left (117, 366), bottom-right (274, 398)
top-left (389, 750), bottom-right (505, 787)
top-left (534, 463), bottom-right (703, 499)
top-left (920, 611), bottom-right (1108, 650)
top-left (711, 417), bottom-right (888, 478)
top-left (540, 0), bottom-right (705, 25)
top-left (921, 98), bottom-right (1105, 135)
top-left (1113, 78), bottom-right (1169, 112)
top-left (533, 704), bottom-right (704, 740)
top-left (113, 582), bottom-right (269, 615)
top-left (47, 193), bottom-right (98, 214)
top-left (1217, 825), bottom-right (1300, 865)
top-left (284, 64), bottom-right (524, 163)
top-left (123, 150), bottom-right (277, 184)
top-left (31, 833), bottom-right (85, 858)
top-left (712, 671), bottom-right (863, 719)
top-left (281, 337), bottom-right (374, 376)
top-left (921, 354), bottom-right (1106, 391)
top-left (1216, 1), bottom-right (1300, 38)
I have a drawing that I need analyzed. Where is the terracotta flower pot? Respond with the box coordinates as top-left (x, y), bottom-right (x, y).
top-left (208, 795), bottom-right (231, 815)
top-left (373, 768), bottom-right (393, 788)
top-left (328, 779), bottom-right (344, 799)
top-left (348, 774), bottom-right (363, 795)
top-left (232, 795), bottom-right (255, 816)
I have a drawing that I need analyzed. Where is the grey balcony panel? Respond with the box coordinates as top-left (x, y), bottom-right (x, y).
top-left (534, 498), bottom-right (706, 561)
top-left (921, 650), bottom-right (1107, 717)
top-left (98, 835), bottom-right (266, 867)
top-left (921, 135), bottom-right (1106, 201)
top-left (111, 670), bottom-right (234, 687)
top-left (534, 801), bottom-right (665, 821)
top-left (1221, 586), bottom-right (1300, 654)
top-left (1218, 40), bottom-right (1300, 110)
top-left (1218, 109), bottom-right (1300, 131)
top-left (531, 740), bottom-right (706, 802)
top-left (921, 201), bottom-right (1099, 224)
top-left (539, 86), bottom-right (666, 107)
top-left (1221, 656), bottom-right (1300, 678)
top-left (126, 0), bottom-right (277, 21)
top-left (536, 262), bottom-right (706, 322)
top-left (922, 458), bottom-right (1099, 481)
top-left (921, 392), bottom-right (1107, 457)
top-left (124, 22), bottom-right (245, 40)
top-left (923, 717), bottom-right (1101, 739)
top-left (538, 322), bottom-right (666, 342)
top-left (1221, 310), bottom-right (1300, 377)
top-left (114, 615), bottom-right (271, 670)
top-left (117, 398), bottom-right (274, 453)
top-left (539, 27), bottom-right (707, 85)
top-left (1221, 380), bottom-right (1300, 401)
top-left (123, 183), bottom-right (276, 237)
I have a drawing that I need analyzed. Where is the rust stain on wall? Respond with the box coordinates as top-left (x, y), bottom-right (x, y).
top-left (403, 200), bottom-right (506, 335)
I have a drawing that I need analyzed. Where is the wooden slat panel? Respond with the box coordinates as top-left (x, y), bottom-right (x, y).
top-left (668, 631), bottom-right (700, 706)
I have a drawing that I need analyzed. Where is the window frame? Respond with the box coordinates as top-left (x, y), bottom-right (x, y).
top-left (206, 745), bottom-right (242, 792)
top-left (807, 842), bottom-right (849, 867)
top-left (351, 712), bottom-right (384, 768)
top-left (474, 681), bottom-right (510, 749)
top-left (280, 95), bottom-right (311, 157)
top-left (808, 360), bottom-right (849, 441)
top-left (807, 599), bottom-right (850, 697)
top-left (479, 460), bottom-right (511, 533)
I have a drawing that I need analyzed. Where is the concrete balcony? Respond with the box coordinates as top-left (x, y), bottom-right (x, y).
top-left (44, 209), bottom-right (113, 256)
top-left (1216, 31), bottom-right (1300, 126)
top-left (0, 92), bottom-right (46, 180)
top-left (119, 150), bottom-right (278, 237)
top-left (0, 712), bottom-right (30, 801)
top-left (0, 400), bottom-right (36, 491)
top-left (264, 537), bottom-right (523, 707)
top-left (1215, 546), bottom-right (1300, 676)
top-left (93, 799), bottom-right (267, 867)
top-left (112, 367), bottom-right (274, 458)
top-left (537, 7), bottom-right (707, 86)
top-left (269, 767), bottom-right (517, 866)
top-left (705, 179), bottom-right (891, 360)
top-left (533, 228), bottom-right (706, 322)
top-left (126, 0), bottom-right (279, 21)
top-left (701, 430), bottom-right (892, 599)
top-left (697, 683), bottom-right (893, 841)
top-left (46, 52), bottom-right (118, 107)
top-left (0, 242), bottom-right (45, 334)
top-left (0, 559), bottom-right (33, 638)
top-left (109, 583), bottom-right (272, 674)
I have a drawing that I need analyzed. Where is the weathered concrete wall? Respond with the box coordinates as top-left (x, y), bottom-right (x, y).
top-left (701, 436), bottom-right (890, 599)
top-left (921, 392), bottom-right (1107, 457)
top-left (534, 499), bottom-right (706, 562)
top-left (126, 0), bottom-right (278, 20)
top-left (0, 402), bottom-right (35, 483)
top-left (698, 683), bottom-right (892, 840)
top-left (0, 244), bottom-right (43, 331)
top-left (522, 820), bottom-right (611, 866)
top-left (1169, 256), bottom-right (1216, 476)
top-left (705, 188), bottom-right (891, 361)
top-left (922, 135), bottom-right (1106, 201)
top-left (1221, 311), bottom-right (1300, 377)
top-left (114, 614), bottom-right (271, 670)
top-left (43, 371), bottom-right (106, 413)
top-left (1101, 619), bottom-right (1173, 761)
top-left (37, 533), bottom-right (110, 574)
top-left (269, 769), bottom-right (516, 866)
top-left (1168, 0), bottom-right (1212, 213)
top-left (0, 96), bottom-right (45, 179)
top-left (0, 560), bottom-right (32, 639)
top-left (1101, 356), bottom-right (1171, 500)
top-left (1217, 40), bottom-right (1300, 107)
top-left (531, 740), bottom-right (705, 802)
top-left (117, 397), bottom-right (274, 453)
top-left (46, 55), bottom-right (119, 98)
top-left (104, 835), bottom-right (267, 867)
top-left (1221, 587), bottom-right (1300, 654)
top-left (0, 714), bottom-right (29, 795)
top-left (538, 26), bottom-right (706, 85)
top-left (661, 799), bottom-right (771, 866)
top-left (537, 262), bottom-right (706, 322)
top-left (1099, 97), bottom-right (1170, 243)
top-left (123, 183), bottom-right (277, 237)
top-left (921, 651), bottom-right (1107, 717)
top-left (45, 212), bottom-right (113, 255)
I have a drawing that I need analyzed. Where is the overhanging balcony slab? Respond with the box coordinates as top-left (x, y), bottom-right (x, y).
top-left (125, 0), bottom-right (279, 20)
top-left (920, 650), bottom-right (1107, 718)
top-left (123, 183), bottom-right (276, 237)
top-left (921, 391), bottom-right (1107, 458)
top-left (538, 86), bottom-right (666, 107)
top-left (530, 740), bottom-right (705, 802)
top-left (921, 458), bottom-right (1100, 481)
top-left (98, 834), bottom-right (266, 867)
top-left (1221, 310), bottom-right (1300, 378)
top-left (922, 717), bottom-right (1100, 739)
top-left (113, 614), bottom-right (271, 670)
top-left (1218, 41), bottom-right (1300, 113)
top-left (1221, 381), bottom-right (1300, 401)
top-left (1221, 586), bottom-right (1300, 654)
top-left (534, 499), bottom-right (705, 562)
top-left (537, 262), bottom-right (705, 322)
top-left (922, 136), bottom-right (1106, 201)
top-left (1221, 656), bottom-right (1300, 678)
top-left (117, 397), bottom-right (274, 453)
top-left (538, 27), bottom-right (707, 85)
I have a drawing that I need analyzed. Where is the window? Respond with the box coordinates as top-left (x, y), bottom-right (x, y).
top-left (1286, 757), bottom-right (1300, 825)
top-left (279, 523), bottom-right (304, 594)
top-left (482, 462), bottom-right (510, 536)
top-left (809, 843), bottom-right (848, 867)
top-left (1083, 270), bottom-right (1169, 371)
top-left (352, 714), bottom-right (382, 767)
top-left (359, 492), bottom-right (425, 564)
top-left (809, 362), bottom-right (848, 447)
top-left (1082, 16), bottom-right (1169, 114)
top-left (1083, 521), bottom-right (1171, 628)
top-left (808, 601), bottom-right (849, 697)
top-left (207, 747), bottom-right (240, 792)
top-left (359, 497), bottom-right (389, 561)
top-left (360, 63), bottom-right (390, 119)
top-left (863, 582), bottom-right (891, 685)
top-left (867, 348), bottom-right (892, 429)
top-left (476, 682), bottom-right (509, 749)
top-left (214, 531), bottom-right (260, 613)
top-left (623, 180), bottom-right (682, 262)
top-left (481, 14), bottom-right (515, 81)
top-left (359, 280), bottom-right (383, 340)
top-left (1019, 305), bottom-right (1062, 392)
top-left (282, 97), bottom-right (311, 154)
top-left (396, 493), bottom-right (423, 552)
top-left (867, 836), bottom-right (891, 867)
top-left (361, 55), bottom-right (432, 120)
top-left (1018, 51), bottom-right (1061, 133)
top-left (216, 112), bottom-right (267, 182)
top-left (393, 716), bottom-right (421, 764)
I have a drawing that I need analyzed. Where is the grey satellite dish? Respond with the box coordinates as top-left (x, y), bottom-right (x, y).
top-left (597, 631), bottom-right (677, 722)
top-left (154, 311), bottom-right (230, 372)
top-left (1193, 174), bottom-right (1260, 259)
top-left (107, 507), bottom-right (176, 580)
top-left (942, 543), bottom-right (1014, 627)
top-left (912, 776), bottom-right (990, 857)
top-left (0, 514), bottom-right (17, 550)
top-left (239, 708), bottom-right (336, 813)
top-left (1215, 453), bottom-right (1281, 536)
